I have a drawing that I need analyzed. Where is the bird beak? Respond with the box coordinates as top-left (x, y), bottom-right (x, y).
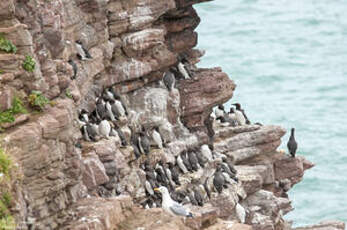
top-left (154, 188), bottom-right (160, 192)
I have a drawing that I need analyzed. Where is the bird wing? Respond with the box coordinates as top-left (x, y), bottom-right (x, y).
top-left (169, 202), bottom-right (189, 216)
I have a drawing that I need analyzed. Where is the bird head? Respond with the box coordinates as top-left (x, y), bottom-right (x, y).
top-left (218, 104), bottom-right (224, 110)
top-left (154, 186), bottom-right (168, 194)
top-left (232, 103), bottom-right (241, 110)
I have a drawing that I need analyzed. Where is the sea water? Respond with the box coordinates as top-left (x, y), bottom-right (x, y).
top-left (195, 0), bottom-right (347, 226)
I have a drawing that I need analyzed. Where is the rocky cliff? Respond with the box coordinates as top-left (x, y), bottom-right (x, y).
top-left (0, 0), bottom-right (344, 230)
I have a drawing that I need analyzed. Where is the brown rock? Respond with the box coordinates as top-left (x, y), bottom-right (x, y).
top-left (82, 153), bottom-right (109, 190)
top-left (0, 87), bottom-right (14, 112)
top-left (273, 155), bottom-right (304, 185)
top-left (179, 68), bottom-right (236, 130)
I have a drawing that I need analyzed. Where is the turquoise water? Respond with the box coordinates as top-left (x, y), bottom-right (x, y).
top-left (195, 0), bottom-right (347, 227)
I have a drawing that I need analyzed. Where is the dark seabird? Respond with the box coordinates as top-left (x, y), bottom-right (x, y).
top-left (79, 109), bottom-right (89, 123)
top-left (170, 67), bottom-right (185, 80)
top-left (222, 158), bottom-right (237, 175)
top-left (213, 165), bottom-right (225, 194)
top-left (187, 150), bottom-right (199, 171)
top-left (232, 103), bottom-right (250, 125)
top-left (163, 70), bottom-right (176, 91)
top-left (81, 123), bottom-right (97, 142)
top-left (176, 155), bottom-right (188, 174)
top-left (131, 132), bottom-right (141, 158)
top-left (96, 98), bottom-right (106, 120)
top-left (167, 162), bottom-right (180, 185)
top-left (145, 176), bottom-right (155, 196)
top-left (110, 88), bottom-right (128, 116)
top-left (113, 122), bottom-right (128, 147)
top-left (187, 188), bottom-right (198, 206)
top-left (155, 164), bottom-right (169, 186)
top-left (193, 186), bottom-right (204, 207)
top-left (68, 60), bottom-right (78, 79)
top-left (181, 150), bottom-right (193, 172)
top-left (170, 190), bottom-right (186, 203)
top-left (221, 162), bottom-right (236, 179)
top-left (132, 143), bottom-right (141, 159)
top-left (75, 40), bottom-right (92, 60)
top-left (204, 115), bottom-right (215, 142)
top-left (287, 128), bottom-right (298, 157)
top-left (138, 130), bottom-right (150, 155)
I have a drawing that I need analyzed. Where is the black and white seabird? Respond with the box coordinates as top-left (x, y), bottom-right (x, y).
top-left (187, 188), bottom-right (198, 206)
top-left (75, 40), bottom-right (92, 60)
top-left (232, 103), bottom-right (250, 125)
top-left (181, 150), bottom-right (193, 172)
top-left (105, 100), bottom-right (117, 121)
top-left (213, 165), bottom-right (225, 194)
top-left (287, 128), bottom-right (298, 158)
top-left (82, 122), bottom-right (98, 142)
top-left (215, 105), bottom-right (225, 120)
top-left (131, 132), bottom-right (141, 158)
top-left (68, 60), bottom-right (78, 79)
top-left (176, 155), bottom-right (188, 174)
top-left (163, 71), bottom-right (176, 91)
top-left (145, 176), bottom-right (155, 196)
top-left (110, 99), bottom-right (126, 118)
top-left (138, 130), bottom-right (150, 155)
top-left (177, 62), bottom-right (190, 79)
top-left (193, 186), bottom-right (204, 206)
top-left (228, 108), bottom-right (240, 127)
top-left (155, 164), bottom-right (169, 187)
top-left (170, 190), bottom-right (186, 203)
top-left (110, 89), bottom-right (128, 116)
top-left (79, 109), bottom-right (89, 123)
top-left (98, 120), bottom-right (111, 139)
top-left (167, 162), bottom-right (180, 186)
top-left (113, 122), bottom-right (128, 147)
top-left (96, 98), bottom-right (106, 120)
top-left (187, 150), bottom-right (199, 171)
top-left (152, 126), bottom-right (163, 149)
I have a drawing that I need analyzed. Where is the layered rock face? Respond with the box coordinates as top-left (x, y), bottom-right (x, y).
top-left (0, 1), bottom-right (344, 230)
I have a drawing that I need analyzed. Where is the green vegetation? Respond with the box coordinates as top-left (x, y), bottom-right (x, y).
top-left (0, 149), bottom-right (11, 178)
top-left (22, 55), bottom-right (35, 72)
top-left (0, 147), bottom-right (16, 230)
top-left (28, 91), bottom-right (50, 111)
top-left (0, 34), bottom-right (17, 54)
top-left (0, 97), bottom-right (27, 125)
top-left (65, 89), bottom-right (73, 99)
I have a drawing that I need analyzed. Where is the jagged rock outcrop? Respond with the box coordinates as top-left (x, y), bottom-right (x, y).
top-left (0, 0), bottom-right (343, 230)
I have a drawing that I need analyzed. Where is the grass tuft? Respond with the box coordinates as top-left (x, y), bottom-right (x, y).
top-left (22, 55), bottom-right (35, 72)
top-left (0, 34), bottom-right (17, 54)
